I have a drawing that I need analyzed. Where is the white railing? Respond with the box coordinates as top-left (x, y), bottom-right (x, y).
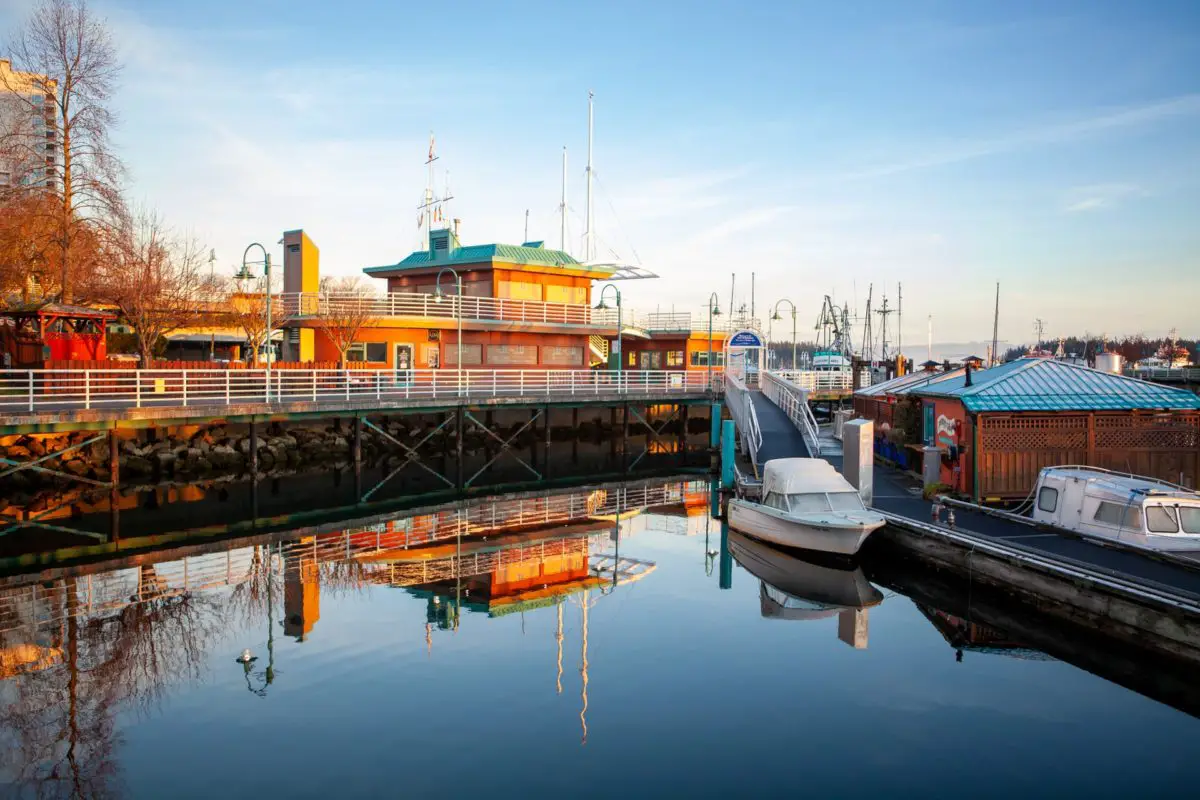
top-left (771, 369), bottom-right (853, 393)
top-left (1125, 367), bottom-right (1200, 383)
top-left (279, 291), bottom-right (620, 328)
top-left (0, 368), bottom-right (712, 413)
top-left (724, 372), bottom-right (763, 474)
top-left (762, 370), bottom-right (821, 456)
top-left (278, 292), bottom-right (764, 335)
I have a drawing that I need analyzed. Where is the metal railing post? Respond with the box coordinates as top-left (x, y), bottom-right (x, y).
top-left (181, 371), bottom-right (187, 406)
top-left (84, 370), bottom-right (91, 409)
top-left (27, 371), bottom-right (33, 411)
top-left (224, 370), bottom-right (230, 404)
top-left (136, 369), bottom-right (143, 407)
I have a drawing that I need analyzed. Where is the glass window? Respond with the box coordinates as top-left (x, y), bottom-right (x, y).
top-left (785, 494), bottom-right (832, 513)
top-left (1146, 505), bottom-right (1180, 534)
top-left (1093, 501), bottom-right (1142, 529)
top-left (486, 344), bottom-right (538, 365)
top-left (690, 351), bottom-right (726, 367)
top-left (1038, 486), bottom-right (1059, 513)
top-left (628, 351), bottom-right (637, 367)
top-left (1179, 506), bottom-right (1200, 534)
top-left (667, 350), bottom-right (685, 367)
top-left (365, 342), bottom-right (387, 362)
top-left (828, 492), bottom-right (865, 511)
top-left (346, 342), bottom-right (366, 361)
top-left (763, 492), bottom-right (788, 511)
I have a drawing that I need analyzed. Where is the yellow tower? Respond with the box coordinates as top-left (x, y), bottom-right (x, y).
top-left (282, 229), bottom-right (320, 362)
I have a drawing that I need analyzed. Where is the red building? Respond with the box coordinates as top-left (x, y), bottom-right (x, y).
top-left (0, 303), bottom-right (114, 367)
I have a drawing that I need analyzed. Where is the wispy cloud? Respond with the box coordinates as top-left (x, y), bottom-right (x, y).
top-left (1062, 183), bottom-right (1146, 213)
top-left (847, 94), bottom-right (1200, 179)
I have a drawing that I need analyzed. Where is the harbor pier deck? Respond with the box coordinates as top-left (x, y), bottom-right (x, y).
top-left (728, 369), bottom-right (1200, 664)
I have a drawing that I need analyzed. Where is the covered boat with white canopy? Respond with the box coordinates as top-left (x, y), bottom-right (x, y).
top-left (729, 458), bottom-right (886, 556)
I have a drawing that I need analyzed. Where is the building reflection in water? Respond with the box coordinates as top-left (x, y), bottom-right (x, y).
top-left (0, 477), bottom-right (684, 789)
top-left (728, 530), bottom-right (885, 649)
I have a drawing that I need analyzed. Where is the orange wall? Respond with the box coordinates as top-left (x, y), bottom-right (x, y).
top-left (312, 327), bottom-right (590, 369)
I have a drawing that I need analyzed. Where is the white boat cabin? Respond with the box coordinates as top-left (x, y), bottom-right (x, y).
top-left (760, 458), bottom-right (868, 514)
top-left (1031, 466), bottom-right (1200, 552)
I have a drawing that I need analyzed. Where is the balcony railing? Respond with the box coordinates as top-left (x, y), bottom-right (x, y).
top-left (278, 291), bottom-right (618, 328)
top-left (771, 369), bottom-right (854, 393)
top-left (277, 292), bottom-right (763, 336)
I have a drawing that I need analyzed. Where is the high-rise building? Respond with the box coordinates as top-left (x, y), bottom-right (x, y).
top-left (0, 58), bottom-right (57, 190)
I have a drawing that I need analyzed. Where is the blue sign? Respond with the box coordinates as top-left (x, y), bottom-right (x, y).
top-left (728, 329), bottom-right (763, 347)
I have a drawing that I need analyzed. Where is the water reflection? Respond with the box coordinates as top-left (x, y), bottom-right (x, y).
top-left (728, 531), bottom-right (883, 648)
top-left (1, 473), bottom-right (1198, 796)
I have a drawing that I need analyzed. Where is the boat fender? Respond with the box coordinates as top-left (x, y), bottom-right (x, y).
top-left (946, 508), bottom-right (956, 530)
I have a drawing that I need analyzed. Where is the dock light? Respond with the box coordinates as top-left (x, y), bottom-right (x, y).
top-left (706, 293), bottom-right (722, 393)
top-left (598, 284), bottom-right (622, 388)
top-left (236, 648), bottom-right (256, 664)
top-left (435, 267), bottom-right (463, 393)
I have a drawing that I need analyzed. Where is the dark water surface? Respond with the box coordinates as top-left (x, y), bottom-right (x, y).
top-left (1, 476), bottom-right (1196, 799)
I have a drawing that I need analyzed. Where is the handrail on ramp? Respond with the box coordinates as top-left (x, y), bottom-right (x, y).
top-left (762, 370), bottom-right (821, 456)
top-left (723, 373), bottom-right (763, 477)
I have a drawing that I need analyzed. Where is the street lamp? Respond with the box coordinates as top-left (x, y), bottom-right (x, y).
top-left (434, 267), bottom-right (463, 394)
top-left (707, 292), bottom-right (722, 391)
top-left (241, 243), bottom-right (272, 402)
top-left (596, 284), bottom-right (622, 388)
top-left (771, 299), bottom-right (798, 371)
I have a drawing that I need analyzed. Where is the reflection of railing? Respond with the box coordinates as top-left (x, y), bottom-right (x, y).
top-left (0, 478), bottom-right (704, 636)
top-left (0, 368), bottom-right (711, 412)
top-left (771, 369), bottom-right (853, 393)
top-left (724, 373), bottom-right (763, 474)
top-left (762, 370), bottom-right (821, 456)
top-left (279, 291), bottom-right (620, 328)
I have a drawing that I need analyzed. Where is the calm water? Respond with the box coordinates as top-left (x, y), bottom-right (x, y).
top-left (1, 476), bottom-right (1197, 799)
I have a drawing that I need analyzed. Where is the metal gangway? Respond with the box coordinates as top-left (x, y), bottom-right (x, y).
top-left (761, 370), bottom-right (823, 457)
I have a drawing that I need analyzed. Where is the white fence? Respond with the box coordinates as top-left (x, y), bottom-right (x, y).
top-left (762, 370), bottom-right (822, 456)
top-left (771, 369), bottom-right (853, 393)
top-left (0, 368), bottom-right (713, 412)
top-left (723, 372), bottom-right (763, 474)
top-left (278, 291), bottom-right (762, 334)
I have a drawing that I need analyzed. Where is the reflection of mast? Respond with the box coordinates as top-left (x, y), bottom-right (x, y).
top-left (580, 589), bottom-right (590, 745)
top-left (555, 603), bottom-right (564, 694)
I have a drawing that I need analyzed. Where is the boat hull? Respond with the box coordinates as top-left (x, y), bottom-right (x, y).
top-left (728, 499), bottom-right (884, 556)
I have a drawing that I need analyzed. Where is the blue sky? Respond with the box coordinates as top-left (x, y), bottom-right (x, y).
top-left (3, 0), bottom-right (1198, 346)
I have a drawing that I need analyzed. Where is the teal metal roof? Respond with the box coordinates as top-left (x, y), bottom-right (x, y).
top-left (365, 242), bottom-right (607, 275)
top-left (914, 357), bottom-right (1200, 412)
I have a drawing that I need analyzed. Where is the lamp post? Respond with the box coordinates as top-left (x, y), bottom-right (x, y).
top-left (596, 284), bottom-right (621, 389)
top-left (771, 299), bottom-right (797, 370)
top-left (707, 292), bottom-right (722, 391)
top-left (241, 243), bottom-right (272, 402)
top-left (434, 267), bottom-right (463, 394)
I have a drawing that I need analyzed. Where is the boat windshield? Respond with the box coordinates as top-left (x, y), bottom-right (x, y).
top-left (827, 492), bottom-right (866, 512)
top-left (1146, 504), bottom-right (1180, 534)
top-left (1177, 505), bottom-right (1200, 534)
top-left (773, 492), bottom-right (867, 514)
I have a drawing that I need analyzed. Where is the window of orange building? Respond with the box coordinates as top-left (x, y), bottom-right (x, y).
top-left (445, 344), bottom-right (484, 365)
top-left (543, 345), bottom-right (583, 366)
top-left (487, 344), bottom-right (538, 365)
top-left (496, 281), bottom-right (542, 301)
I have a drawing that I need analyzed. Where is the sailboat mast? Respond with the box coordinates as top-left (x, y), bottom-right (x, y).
top-left (927, 314), bottom-right (932, 362)
top-left (560, 146), bottom-right (568, 252)
top-left (991, 282), bottom-right (1000, 366)
top-left (585, 91), bottom-right (595, 263)
top-left (897, 282), bottom-right (903, 367)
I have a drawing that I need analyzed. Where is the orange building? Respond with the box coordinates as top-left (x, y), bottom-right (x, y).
top-left (284, 227), bottom-right (620, 370)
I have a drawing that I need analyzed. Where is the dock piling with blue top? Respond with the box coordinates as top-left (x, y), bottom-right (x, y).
top-left (710, 402), bottom-right (723, 449)
top-left (720, 419), bottom-right (736, 489)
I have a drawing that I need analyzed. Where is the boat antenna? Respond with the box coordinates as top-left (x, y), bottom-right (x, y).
top-left (927, 314), bottom-right (933, 362)
top-left (584, 91), bottom-right (595, 262)
top-left (991, 282), bottom-right (1000, 366)
top-left (861, 284), bottom-right (873, 365)
top-left (559, 146), bottom-right (568, 252)
top-left (729, 273), bottom-right (736, 331)
top-left (524, 209), bottom-right (529, 243)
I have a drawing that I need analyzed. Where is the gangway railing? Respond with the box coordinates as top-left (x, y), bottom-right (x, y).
top-left (762, 370), bottom-right (821, 456)
top-left (724, 372), bottom-right (763, 475)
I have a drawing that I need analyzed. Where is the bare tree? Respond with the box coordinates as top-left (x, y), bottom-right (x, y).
top-left (1, 0), bottom-right (124, 303)
top-left (98, 209), bottom-right (216, 365)
top-left (225, 277), bottom-right (271, 365)
top-left (314, 275), bottom-right (378, 368)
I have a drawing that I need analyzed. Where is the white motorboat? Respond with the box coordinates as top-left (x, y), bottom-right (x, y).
top-left (728, 458), bottom-right (886, 556)
top-left (727, 531), bottom-right (884, 620)
top-left (1031, 466), bottom-right (1200, 552)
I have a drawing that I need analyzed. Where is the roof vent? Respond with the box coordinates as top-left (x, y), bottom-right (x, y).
top-left (430, 229), bottom-right (451, 260)
top-left (964, 364), bottom-right (973, 387)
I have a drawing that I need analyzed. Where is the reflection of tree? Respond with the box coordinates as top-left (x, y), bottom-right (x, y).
top-left (0, 567), bottom-right (222, 797)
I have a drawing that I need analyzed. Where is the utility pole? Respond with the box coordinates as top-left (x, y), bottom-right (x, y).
top-left (927, 314), bottom-right (933, 362)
